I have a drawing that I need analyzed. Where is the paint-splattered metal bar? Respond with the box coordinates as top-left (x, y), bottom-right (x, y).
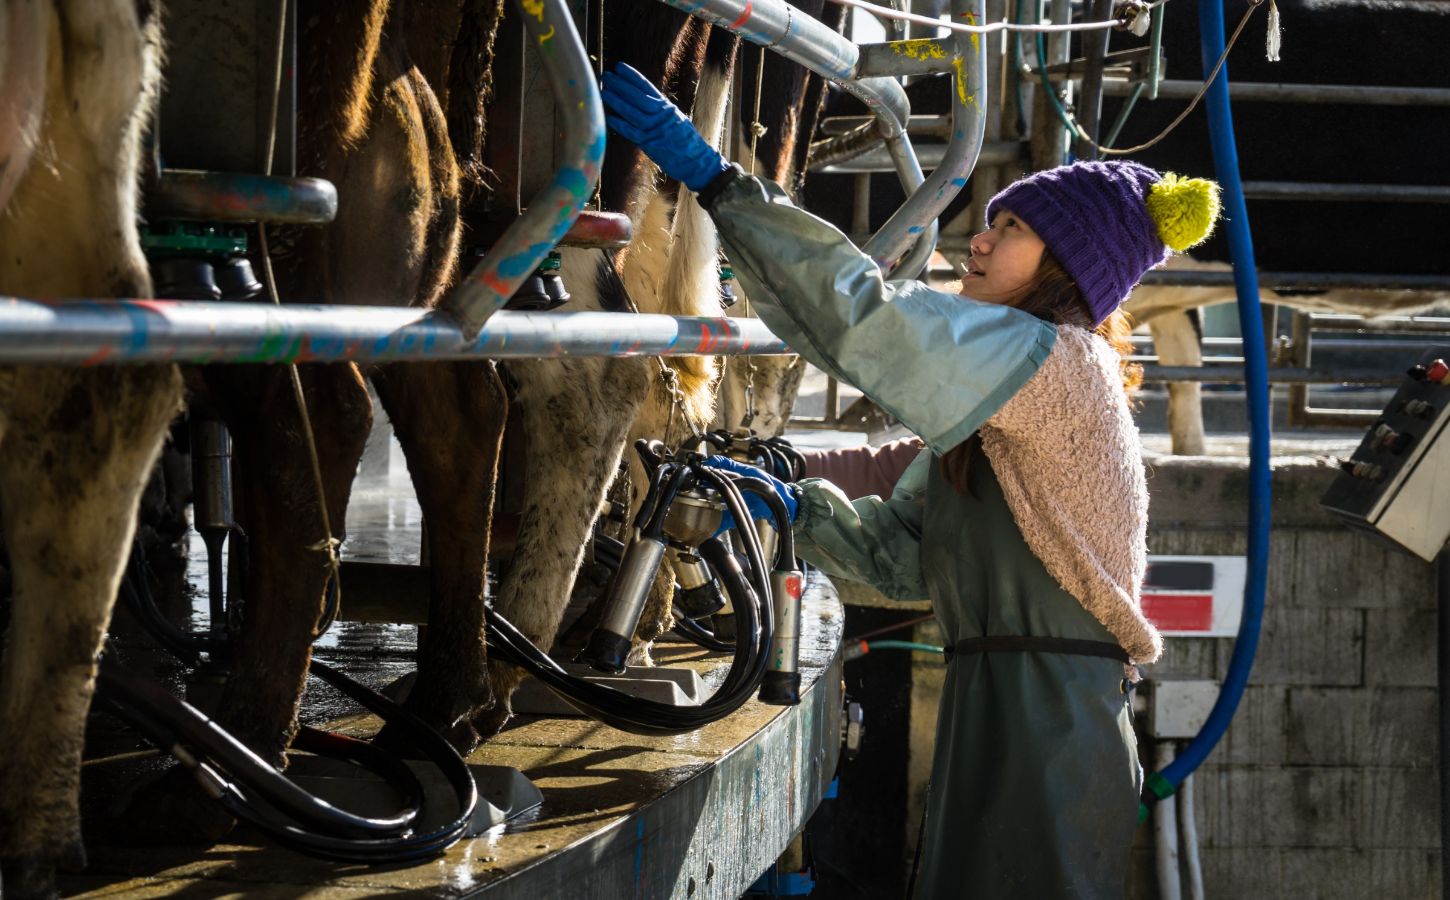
top-left (861, 0), bottom-right (986, 277)
top-left (0, 298), bottom-right (790, 365)
top-left (444, 0), bottom-right (606, 340)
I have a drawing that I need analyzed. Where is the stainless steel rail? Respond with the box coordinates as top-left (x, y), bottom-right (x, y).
top-left (0, 298), bottom-right (789, 365)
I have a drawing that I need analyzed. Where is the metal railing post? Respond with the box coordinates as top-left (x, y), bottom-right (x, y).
top-left (443, 0), bottom-right (605, 339)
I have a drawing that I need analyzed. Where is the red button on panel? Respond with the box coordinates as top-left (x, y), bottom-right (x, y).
top-left (1427, 359), bottom-right (1449, 383)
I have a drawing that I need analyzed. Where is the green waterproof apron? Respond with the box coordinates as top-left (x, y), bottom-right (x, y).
top-left (913, 454), bottom-right (1141, 899)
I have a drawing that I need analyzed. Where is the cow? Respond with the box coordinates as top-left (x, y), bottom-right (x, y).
top-left (116, 0), bottom-right (512, 839)
top-left (473, 13), bottom-right (739, 736)
top-left (1104, 0), bottom-right (1450, 453)
top-left (480, 4), bottom-right (847, 733)
top-left (0, 2), bottom-right (185, 896)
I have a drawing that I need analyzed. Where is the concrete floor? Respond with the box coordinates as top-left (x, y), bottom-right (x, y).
top-left (61, 444), bottom-right (845, 898)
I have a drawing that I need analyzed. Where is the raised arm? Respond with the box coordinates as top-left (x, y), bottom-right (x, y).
top-left (601, 64), bottom-right (1057, 456)
top-left (702, 170), bottom-right (1055, 455)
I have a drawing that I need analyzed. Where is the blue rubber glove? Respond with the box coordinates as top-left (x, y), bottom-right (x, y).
top-left (601, 63), bottom-right (730, 193)
top-left (701, 455), bottom-right (800, 537)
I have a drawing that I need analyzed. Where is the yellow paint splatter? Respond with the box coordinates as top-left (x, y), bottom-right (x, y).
top-left (961, 11), bottom-right (979, 52)
top-left (539, 24), bottom-right (555, 43)
top-left (890, 38), bottom-right (946, 61)
top-left (951, 55), bottom-right (978, 109)
top-left (523, 0), bottom-right (544, 21)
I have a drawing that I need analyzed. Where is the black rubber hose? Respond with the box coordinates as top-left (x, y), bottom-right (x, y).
top-left (481, 467), bottom-right (774, 734)
top-left (188, 658), bottom-right (478, 862)
top-left (484, 558), bottom-right (759, 734)
top-left (643, 464), bottom-right (692, 540)
top-left (764, 437), bottom-right (807, 481)
top-left (631, 458), bottom-right (676, 533)
top-left (117, 544), bottom-right (217, 666)
top-left (672, 613), bottom-right (736, 653)
top-left (95, 660), bottom-right (421, 839)
top-left (719, 474), bottom-right (797, 564)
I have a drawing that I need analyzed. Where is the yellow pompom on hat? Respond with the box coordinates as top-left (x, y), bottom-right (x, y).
top-left (1147, 172), bottom-right (1222, 252)
top-left (987, 160), bottom-right (1223, 325)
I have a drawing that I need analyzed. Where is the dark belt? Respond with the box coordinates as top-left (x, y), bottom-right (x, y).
top-left (944, 635), bottom-right (1130, 665)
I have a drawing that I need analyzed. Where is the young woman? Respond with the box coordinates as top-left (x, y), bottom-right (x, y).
top-left (602, 64), bottom-right (1220, 897)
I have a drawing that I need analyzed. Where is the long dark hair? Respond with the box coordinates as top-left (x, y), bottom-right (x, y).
top-left (940, 252), bottom-right (1141, 494)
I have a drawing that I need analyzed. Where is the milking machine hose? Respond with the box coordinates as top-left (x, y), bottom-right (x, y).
top-left (95, 655), bottom-right (478, 862)
top-left (671, 613), bottom-right (736, 653)
top-left (485, 459), bottom-right (787, 734)
top-left (106, 546), bottom-right (478, 860)
top-left (1139, 0), bottom-right (1270, 819)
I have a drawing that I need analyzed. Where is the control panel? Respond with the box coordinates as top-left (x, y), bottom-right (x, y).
top-left (1321, 349), bottom-right (1450, 561)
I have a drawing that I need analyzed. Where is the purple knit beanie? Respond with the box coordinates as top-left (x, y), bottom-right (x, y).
top-left (986, 160), bottom-right (1169, 326)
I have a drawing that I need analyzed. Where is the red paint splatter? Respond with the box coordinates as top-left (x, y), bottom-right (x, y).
top-left (730, 0), bottom-right (753, 29)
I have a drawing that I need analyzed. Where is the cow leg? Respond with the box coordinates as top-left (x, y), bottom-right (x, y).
top-left (1150, 310), bottom-right (1207, 456)
top-left (369, 360), bottom-right (507, 752)
top-left (0, 0), bottom-right (180, 889)
top-left (473, 356), bottom-right (650, 738)
top-left (115, 364), bottom-right (370, 844)
top-left (0, 367), bottom-right (182, 896)
top-left (209, 364), bottom-right (372, 762)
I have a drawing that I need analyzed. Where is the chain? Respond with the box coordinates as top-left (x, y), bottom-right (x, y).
top-left (737, 45), bottom-right (766, 430)
top-left (257, 0), bottom-right (342, 636)
top-left (658, 362), bottom-right (687, 450)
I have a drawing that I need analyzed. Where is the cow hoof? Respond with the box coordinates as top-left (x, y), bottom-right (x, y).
top-left (471, 699), bottom-right (514, 741)
top-left (113, 766), bottom-right (234, 846)
top-left (375, 715), bottom-right (481, 758)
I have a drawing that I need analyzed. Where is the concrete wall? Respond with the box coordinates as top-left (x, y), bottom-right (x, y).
top-left (841, 452), bottom-right (1444, 898)
top-left (1128, 453), bottom-right (1442, 899)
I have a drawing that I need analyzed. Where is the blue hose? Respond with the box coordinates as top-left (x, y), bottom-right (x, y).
top-left (1142, 0), bottom-right (1273, 813)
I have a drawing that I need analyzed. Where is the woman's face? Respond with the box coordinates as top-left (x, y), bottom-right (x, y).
top-left (960, 208), bottom-right (1046, 304)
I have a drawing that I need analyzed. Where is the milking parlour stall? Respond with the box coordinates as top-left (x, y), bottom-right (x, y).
top-left (1, 0), bottom-right (1448, 898)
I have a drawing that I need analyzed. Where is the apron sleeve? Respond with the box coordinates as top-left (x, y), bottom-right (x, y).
top-left (705, 170), bottom-right (1057, 455)
top-left (790, 449), bottom-right (932, 601)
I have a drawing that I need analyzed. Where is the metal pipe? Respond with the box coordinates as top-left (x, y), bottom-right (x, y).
top-left (1240, 182), bottom-right (1450, 204)
top-left (148, 170), bottom-right (338, 224)
top-left (856, 38), bottom-right (955, 78)
top-left (862, 0), bottom-right (987, 274)
top-left (1074, 0), bottom-right (1114, 157)
top-left (656, 0), bottom-right (931, 270)
top-left (1308, 314), bottom-right (1450, 333)
top-left (1135, 335), bottom-right (1450, 353)
top-left (0, 298), bottom-right (790, 365)
top-left (816, 139), bottom-right (1018, 174)
top-left (1140, 365), bottom-right (1400, 384)
top-left (443, 0), bottom-right (604, 339)
top-left (1102, 79), bottom-right (1450, 107)
top-left (1136, 269), bottom-right (1450, 291)
top-left (877, 133), bottom-right (937, 278)
top-left (1044, 0), bottom-right (1072, 166)
top-left (1146, 0), bottom-right (1164, 100)
top-left (659, 0), bottom-right (908, 126)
